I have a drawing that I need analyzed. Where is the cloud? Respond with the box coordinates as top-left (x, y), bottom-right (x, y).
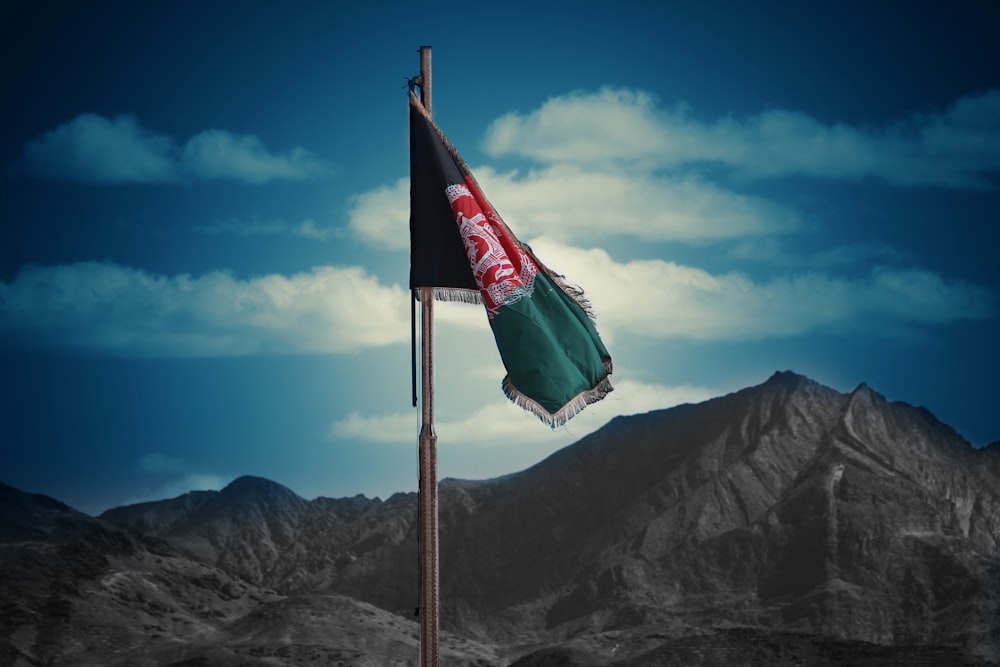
top-left (181, 129), bottom-right (328, 184)
top-left (526, 238), bottom-right (994, 342)
top-left (598, 378), bottom-right (720, 415)
top-left (473, 165), bottom-right (799, 243)
top-left (19, 114), bottom-right (177, 183)
top-left (0, 261), bottom-right (409, 356)
top-left (482, 87), bottom-right (1000, 188)
top-left (484, 88), bottom-right (676, 165)
top-left (15, 113), bottom-right (329, 184)
top-left (329, 411), bottom-right (418, 444)
top-left (347, 167), bottom-right (798, 249)
top-left (349, 87), bottom-right (1000, 254)
top-left (331, 402), bottom-right (564, 446)
top-left (351, 89), bottom-right (999, 253)
top-left (6, 244), bottom-right (983, 360)
top-left (344, 85), bottom-right (993, 346)
top-left (328, 377), bottom-right (719, 446)
top-left (196, 217), bottom-right (337, 240)
top-left (347, 177), bottom-right (411, 248)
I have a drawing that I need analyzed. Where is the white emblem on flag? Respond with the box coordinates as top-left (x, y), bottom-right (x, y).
top-left (447, 184), bottom-right (538, 318)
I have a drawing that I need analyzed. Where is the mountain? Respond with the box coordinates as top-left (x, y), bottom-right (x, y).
top-left (435, 371), bottom-right (1000, 660)
top-left (101, 476), bottom-right (422, 606)
top-left (0, 481), bottom-right (498, 666)
top-left (4, 371), bottom-right (1000, 665)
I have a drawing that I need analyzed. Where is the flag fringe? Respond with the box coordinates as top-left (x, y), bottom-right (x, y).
top-left (540, 267), bottom-right (599, 325)
top-left (502, 358), bottom-right (614, 428)
top-left (436, 288), bottom-right (482, 305)
top-left (415, 287), bottom-right (483, 305)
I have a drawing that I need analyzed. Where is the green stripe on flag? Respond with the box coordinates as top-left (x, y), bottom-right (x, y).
top-left (491, 271), bottom-right (611, 422)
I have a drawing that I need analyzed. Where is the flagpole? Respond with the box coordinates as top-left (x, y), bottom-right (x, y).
top-left (415, 44), bottom-right (439, 667)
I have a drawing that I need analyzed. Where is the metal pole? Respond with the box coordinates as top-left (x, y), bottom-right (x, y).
top-left (416, 44), bottom-right (439, 667)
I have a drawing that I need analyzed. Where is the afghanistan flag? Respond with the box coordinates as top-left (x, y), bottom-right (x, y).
top-left (409, 92), bottom-right (612, 426)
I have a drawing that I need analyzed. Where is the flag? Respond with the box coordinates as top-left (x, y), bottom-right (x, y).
top-left (409, 93), bottom-right (612, 426)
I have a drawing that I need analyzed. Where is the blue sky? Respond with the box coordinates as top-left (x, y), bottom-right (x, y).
top-left (2, 1), bottom-right (998, 515)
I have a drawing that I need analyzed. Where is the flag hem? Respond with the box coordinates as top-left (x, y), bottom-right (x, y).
top-left (502, 358), bottom-right (614, 428)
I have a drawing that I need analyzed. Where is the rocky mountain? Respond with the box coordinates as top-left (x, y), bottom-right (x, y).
top-left (4, 371), bottom-right (1000, 665)
top-left (436, 370), bottom-right (1000, 662)
top-left (100, 474), bottom-right (423, 608)
top-left (0, 482), bottom-right (497, 666)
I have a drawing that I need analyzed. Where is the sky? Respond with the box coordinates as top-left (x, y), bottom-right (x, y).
top-left (1, 1), bottom-right (998, 516)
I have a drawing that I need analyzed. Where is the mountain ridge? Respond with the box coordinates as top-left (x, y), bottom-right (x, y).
top-left (4, 370), bottom-right (999, 665)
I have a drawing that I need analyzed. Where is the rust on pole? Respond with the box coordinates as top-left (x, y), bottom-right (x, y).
top-left (416, 44), bottom-right (439, 667)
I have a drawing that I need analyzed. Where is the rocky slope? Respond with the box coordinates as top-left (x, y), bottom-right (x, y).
top-left (0, 482), bottom-right (499, 666)
top-left (100, 474), bottom-right (423, 612)
top-left (4, 371), bottom-right (999, 665)
top-left (434, 371), bottom-right (1000, 660)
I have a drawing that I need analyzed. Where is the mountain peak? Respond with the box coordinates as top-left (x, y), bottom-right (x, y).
top-left (220, 475), bottom-right (301, 502)
top-left (844, 381), bottom-right (876, 406)
top-left (849, 380), bottom-right (875, 394)
top-left (759, 369), bottom-right (821, 394)
top-left (765, 369), bottom-right (806, 385)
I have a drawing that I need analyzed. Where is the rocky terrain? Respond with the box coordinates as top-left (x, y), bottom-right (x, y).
top-left (3, 371), bottom-right (999, 665)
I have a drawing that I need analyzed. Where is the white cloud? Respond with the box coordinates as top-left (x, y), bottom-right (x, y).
top-left (597, 378), bottom-right (719, 416)
top-left (6, 245), bottom-right (982, 360)
top-left (349, 87), bottom-right (1000, 255)
top-left (526, 238), bottom-right (994, 342)
top-left (0, 261), bottom-right (409, 356)
top-left (182, 129), bottom-right (327, 184)
top-left (329, 411), bottom-right (418, 444)
top-left (473, 165), bottom-right (799, 243)
top-left (438, 401), bottom-right (568, 445)
top-left (483, 88), bottom-right (672, 165)
top-left (344, 85), bottom-right (993, 347)
top-left (16, 113), bottom-right (329, 184)
top-left (347, 177), bottom-right (411, 249)
top-left (482, 87), bottom-right (1000, 188)
top-left (20, 113), bottom-right (177, 183)
top-left (431, 377), bottom-right (719, 445)
top-left (347, 166), bottom-right (798, 249)
top-left (328, 376), bottom-right (719, 446)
